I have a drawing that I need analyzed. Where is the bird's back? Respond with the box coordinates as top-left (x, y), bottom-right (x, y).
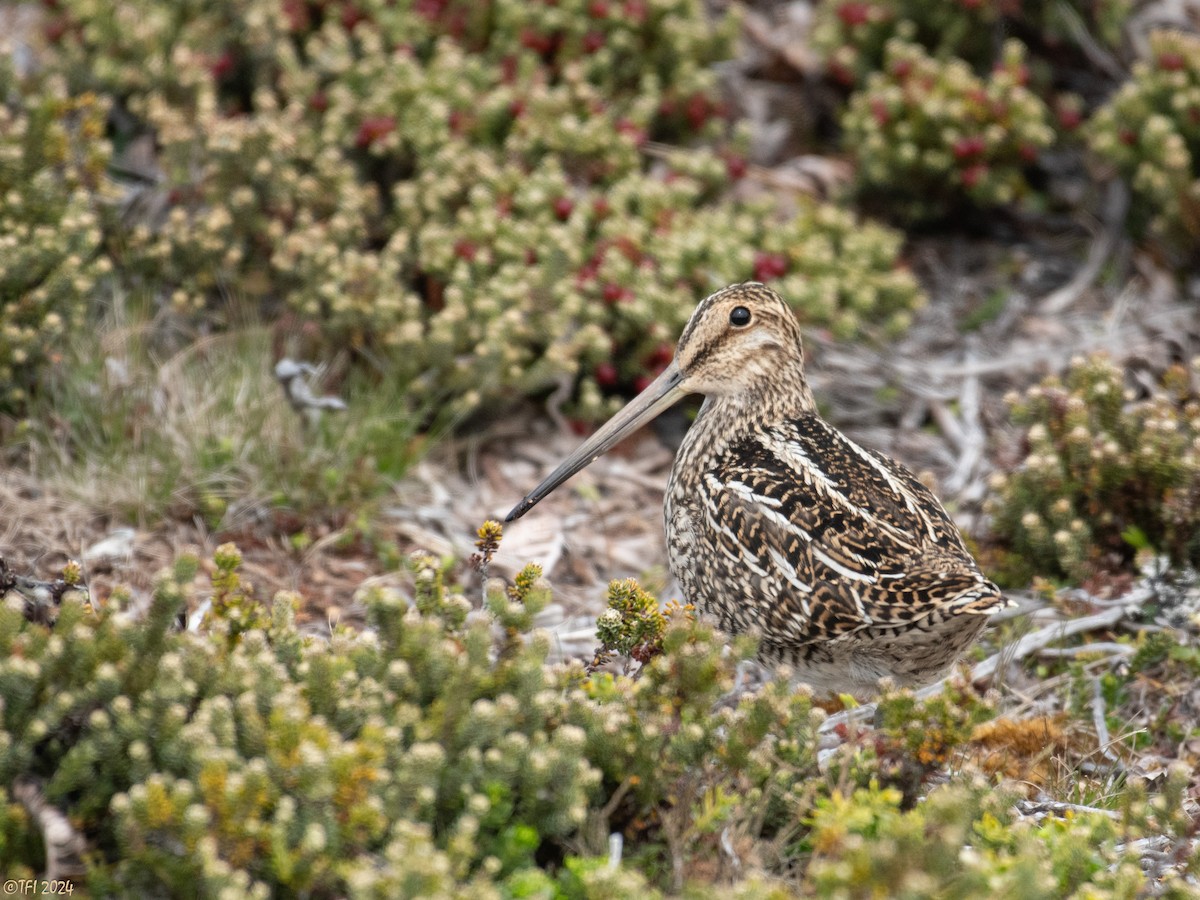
top-left (666, 411), bottom-right (1006, 693)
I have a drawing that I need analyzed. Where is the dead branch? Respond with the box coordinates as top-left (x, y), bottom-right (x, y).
top-left (13, 779), bottom-right (87, 879)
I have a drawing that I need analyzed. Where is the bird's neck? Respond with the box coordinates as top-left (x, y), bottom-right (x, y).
top-left (678, 374), bottom-right (817, 466)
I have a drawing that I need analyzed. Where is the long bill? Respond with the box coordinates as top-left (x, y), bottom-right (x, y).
top-left (505, 361), bottom-right (688, 522)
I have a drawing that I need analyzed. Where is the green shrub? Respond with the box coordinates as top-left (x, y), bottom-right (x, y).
top-left (802, 779), bottom-right (1158, 898)
top-left (841, 39), bottom-right (1053, 222)
top-left (811, 0), bottom-right (998, 87)
top-left (1087, 29), bottom-right (1200, 256)
top-left (986, 354), bottom-right (1200, 584)
top-left (3, 544), bottom-right (1196, 893)
top-left (0, 63), bottom-right (115, 415)
top-left (36, 0), bottom-right (923, 423)
top-left (811, 0), bottom-right (1131, 87)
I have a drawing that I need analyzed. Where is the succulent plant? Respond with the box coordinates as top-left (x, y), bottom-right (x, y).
top-left (1, 542), bottom-right (1195, 891)
top-left (986, 354), bottom-right (1200, 584)
top-left (811, 0), bottom-right (998, 87)
top-left (30, 0), bottom-right (922, 426)
top-left (1087, 29), bottom-right (1200, 256)
top-left (0, 63), bottom-right (115, 415)
top-left (841, 38), bottom-right (1054, 222)
top-left (812, 0), bottom-right (1132, 87)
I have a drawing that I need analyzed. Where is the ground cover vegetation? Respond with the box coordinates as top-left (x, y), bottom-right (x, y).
top-left (1, 0), bottom-right (1198, 893)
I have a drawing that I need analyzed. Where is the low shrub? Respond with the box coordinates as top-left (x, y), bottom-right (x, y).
top-left (2, 542), bottom-right (1195, 894)
top-left (1087, 29), bottom-right (1200, 257)
top-left (0, 62), bottom-right (115, 415)
top-left (841, 39), bottom-right (1054, 222)
top-left (32, 0), bottom-right (923, 424)
top-left (986, 354), bottom-right (1200, 584)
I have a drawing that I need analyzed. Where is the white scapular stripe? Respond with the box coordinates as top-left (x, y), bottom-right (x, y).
top-left (758, 430), bottom-right (929, 548)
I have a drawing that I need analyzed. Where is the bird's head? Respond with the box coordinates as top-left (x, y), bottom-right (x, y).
top-left (505, 283), bottom-right (811, 522)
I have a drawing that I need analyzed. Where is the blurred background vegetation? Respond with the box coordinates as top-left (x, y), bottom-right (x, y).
top-left (1, 0), bottom-right (1199, 893)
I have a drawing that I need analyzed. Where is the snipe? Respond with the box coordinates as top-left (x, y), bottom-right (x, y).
top-left (506, 283), bottom-right (1010, 695)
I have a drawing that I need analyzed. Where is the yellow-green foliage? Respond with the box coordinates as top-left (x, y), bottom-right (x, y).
top-left (987, 355), bottom-right (1200, 583)
top-left (34, 0), bottom-right (923, 423)
top-left (842, 39), bottom-right (1054, 221)
top-left (803, 779), bottom-right (1154, 898)
top-left (594, 577), bottom-right (672, 663)
top-left (1087, 30), bottom-right (1200, 254)
top-left (2, 547), bottom-right (1196, 893)
top-left (0, 63), bottom-right (114, 414)
top-left (812, 0), bottom-right (1131, 87)
top-left (812, 0), bottom-right (999, 86)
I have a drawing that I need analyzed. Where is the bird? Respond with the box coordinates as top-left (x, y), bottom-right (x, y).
top-left (505, 283), bottom-right (1011, 695)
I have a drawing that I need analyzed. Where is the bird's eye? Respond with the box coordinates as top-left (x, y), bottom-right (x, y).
top-left (729, 306), bottom-right (752, 327)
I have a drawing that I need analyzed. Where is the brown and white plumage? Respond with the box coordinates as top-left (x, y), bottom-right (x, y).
top-left (507, 283), bottom-right (1010, 695)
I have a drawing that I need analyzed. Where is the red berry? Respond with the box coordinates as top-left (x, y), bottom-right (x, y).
top-left (1158, 52), bottom-right (1185, 71)
top-left (446, 9), bottom-right (468, 37)
top-left (961, 163), bottom-right (987, 188)
top-left (282, 0), bottom-right (310, 30)
top-left (553, 196), bottom-right (574, 221)
top-left (520, 28), bottom-right (553, 54)
top-left (685, 93), bottom-right (710, 129)
top-left (827, 59), bottom-right (856, 86)
top-left (525, 248), bottom-right (538, 265)
top-left (414, 0), bottom-right (448, 19)
top-left (602, 283), bottom-right (625, 304)
top-left (1119, 129), bottom-right (1136, 146)
top-left (594, 362), bottom-right (619, 387)
top-left (43, 18), bottom-right (69, 43)
top-left (308, 91), bottom-right (329, 113)
top-left (753, 251), bottom-right (788, 282)
top-left (341, 3), bottom-right (366, 29)
top-left (724, 153), bottom-right (747, 180)
top-left (355, 115), bottom-right (395, 148)
top-left (623, 0), bottom-right (646, 22)
top-left (569, 419), bottom-right (590, 436)
top-left (582, 31), bottom-right (605, 53)
top-left (1018, 143), bottom-right (1038, 163)
top-left (453, 239), bottom-right (478, 261)
top-left (837, 1), bottom-right (872, 26)
top-left (576, 260), bottom-right (599, 283)
top-left (210, 50), bottom-right (235, 80)
top-left (588, 0), bottom-right (609, 16)
top-left (647, 343), bottom-right (673, 368)
top-left (616, 118), bottom-right (646, 146)
top-left (890, 58), bottom-right (913, 80)
top-left (501, 55), bottom-right (519, 84)
top-left (592, 197), bottom-right (611, 219)
top-left (951, 136), bottom-right (985, 161)
top-left (1056, 105), bottom-right (1082, 131)
top-left (870, 98), bottom-right (890, 126)
top-left (633, 375), bottom-right (652, 394)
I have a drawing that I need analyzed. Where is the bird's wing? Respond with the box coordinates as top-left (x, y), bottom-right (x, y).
top-left (700, 414), bottom-right (1003, 644)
